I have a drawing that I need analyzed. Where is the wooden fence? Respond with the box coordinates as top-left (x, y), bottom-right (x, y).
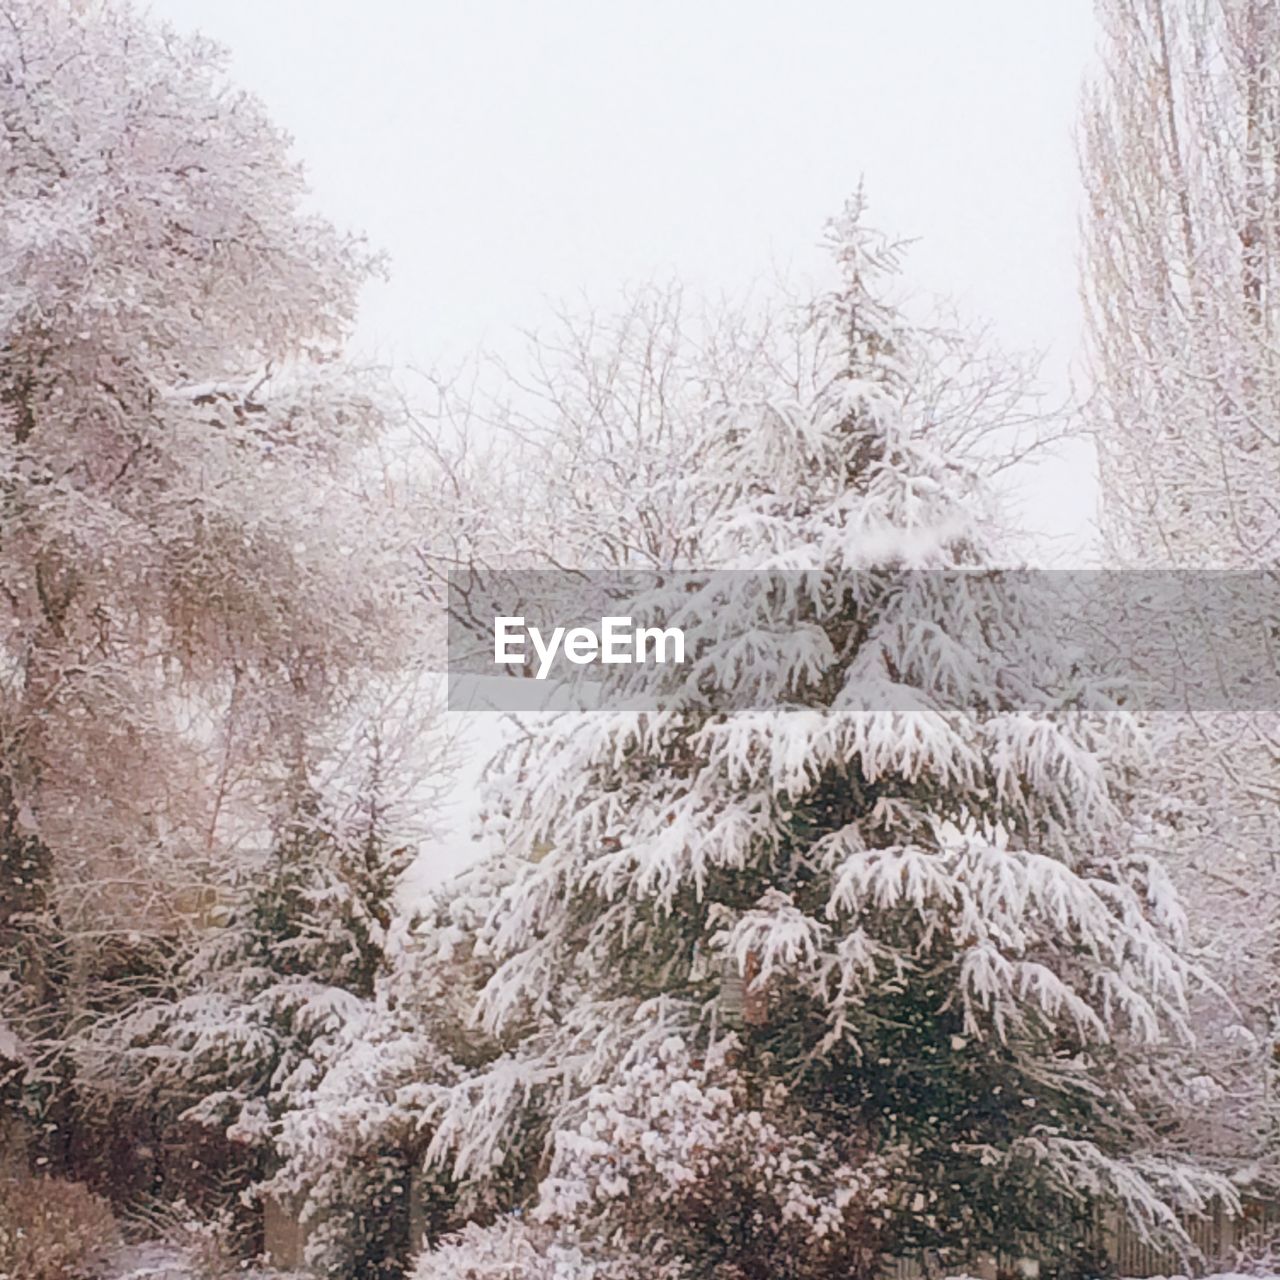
top-left (880, 1197), bottom-right (1280, 1278)
top-left (265, 1184), bottom-right (1280, 1277)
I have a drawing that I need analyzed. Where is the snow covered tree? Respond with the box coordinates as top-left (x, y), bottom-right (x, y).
top-left (1081, 0), bottom-right (1280, 1185)
top-left (415, 284), bottom-right (738, 580)
top-left (1082, 0), bottom-right (1280, 567)
top-left (271, 850), bottom-right (520, 1277)
top-left (412, 199), bottom-right (1228, 1279)
top-left (74, 722), bottom-right (414, 1245)
top-left (0, 0), bottom-right (412, 1166)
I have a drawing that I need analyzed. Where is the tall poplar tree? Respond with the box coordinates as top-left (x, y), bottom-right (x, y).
top-left (1081, 0), bottom-right (1280, 1180)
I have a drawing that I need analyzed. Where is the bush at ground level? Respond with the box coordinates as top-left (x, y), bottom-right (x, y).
top-left (0, 1175), bottom-right (121, 1280)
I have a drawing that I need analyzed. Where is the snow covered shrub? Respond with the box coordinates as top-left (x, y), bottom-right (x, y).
top-left (534, 1035), bottom-right (890, 1279)
top-left (0, 1175), bottom-right (120, 1280)
top-left (408, 1217), bottom-right (600, 1280)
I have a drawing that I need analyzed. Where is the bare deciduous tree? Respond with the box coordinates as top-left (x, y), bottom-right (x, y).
top-left (1082, 0), bottom-right (1280, 1183)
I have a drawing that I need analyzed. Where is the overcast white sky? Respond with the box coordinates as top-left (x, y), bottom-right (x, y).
top-left (147, 0), bottom-right (1100, 554)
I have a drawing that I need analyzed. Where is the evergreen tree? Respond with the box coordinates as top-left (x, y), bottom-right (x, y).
top-left (77, 735), bottom-right (410, 1253)
top-left (274, 850), bottom-right (521, 1277)
top-left (413, 200), bottom-right (1228, 1279)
